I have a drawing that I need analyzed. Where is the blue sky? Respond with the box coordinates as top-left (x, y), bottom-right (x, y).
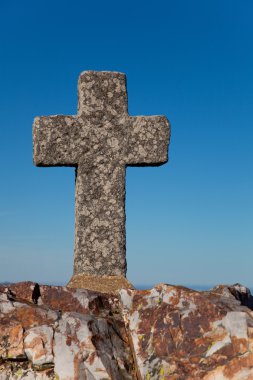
top-left (0, 0), bottom-right (252, 288)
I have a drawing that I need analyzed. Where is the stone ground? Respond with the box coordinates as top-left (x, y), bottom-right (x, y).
top-left (1, 282), bottom-right (253, 379)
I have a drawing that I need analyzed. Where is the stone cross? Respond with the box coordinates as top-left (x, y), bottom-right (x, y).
top-left (33, 71), bottom-right (170, 279)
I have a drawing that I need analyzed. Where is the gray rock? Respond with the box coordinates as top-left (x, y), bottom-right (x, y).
top-left (33, 71), bottom-right (170, 277)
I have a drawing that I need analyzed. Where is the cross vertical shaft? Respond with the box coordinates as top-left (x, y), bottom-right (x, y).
top-left (74, 162), bottom-right (126, 276)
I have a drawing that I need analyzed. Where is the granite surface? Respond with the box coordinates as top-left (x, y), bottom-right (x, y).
top-left (33, 71), bottom-right (170, 277)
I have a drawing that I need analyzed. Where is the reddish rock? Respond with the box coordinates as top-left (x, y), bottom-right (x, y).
top-left (120, 284), bottom-right (253, 379)
top-left (1, 282), bottom-right (253, 379)
top-left (0, 282), bottom-right (119, 316)
top-left (0, 283), bottom-right (134, 379)
top-left (24, 325), bottom-right (54, 366)
top-left (0, 321), bottom-right (24, 359)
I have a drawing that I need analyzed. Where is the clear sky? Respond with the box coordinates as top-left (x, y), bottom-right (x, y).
top-left (0, 0), bottom-right (252, 288)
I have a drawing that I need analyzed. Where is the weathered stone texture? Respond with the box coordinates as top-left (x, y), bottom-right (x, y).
top-left (2, 282), bottom-right (253, 379)
top-left (120, 284), bottom-right (253, 379)
top-left (24, 325), bottom-right (54, 366)
top-left (0, 283), bottom-right (135, 379)
top-left (67, 273), bottom-right (135, 294)
top-left (33, 71), bottom-right (170, 278)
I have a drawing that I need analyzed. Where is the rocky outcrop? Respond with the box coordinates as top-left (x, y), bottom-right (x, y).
top-left (120, 283), bottom-right (253, 379)
top-left (0, 282), bottom-right (134, 379)
top-left (1, 282), bottom-right (253, 379)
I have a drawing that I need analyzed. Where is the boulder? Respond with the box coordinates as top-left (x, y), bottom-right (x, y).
top-left (0, 283), bottom-right (134, 380)
top-left (119, 284), bottom-right (253, 379)
top-left (1, 282), bottom-right (253, 379)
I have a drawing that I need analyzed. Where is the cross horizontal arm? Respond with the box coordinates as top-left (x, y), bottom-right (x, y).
top-left (33, 115), bottom-right (82, 167)
top-left (126, 116), bottom-right (170, 166)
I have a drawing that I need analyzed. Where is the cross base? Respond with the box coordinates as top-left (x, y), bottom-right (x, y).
top-left (67, 274), bottom-right (134, 294)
